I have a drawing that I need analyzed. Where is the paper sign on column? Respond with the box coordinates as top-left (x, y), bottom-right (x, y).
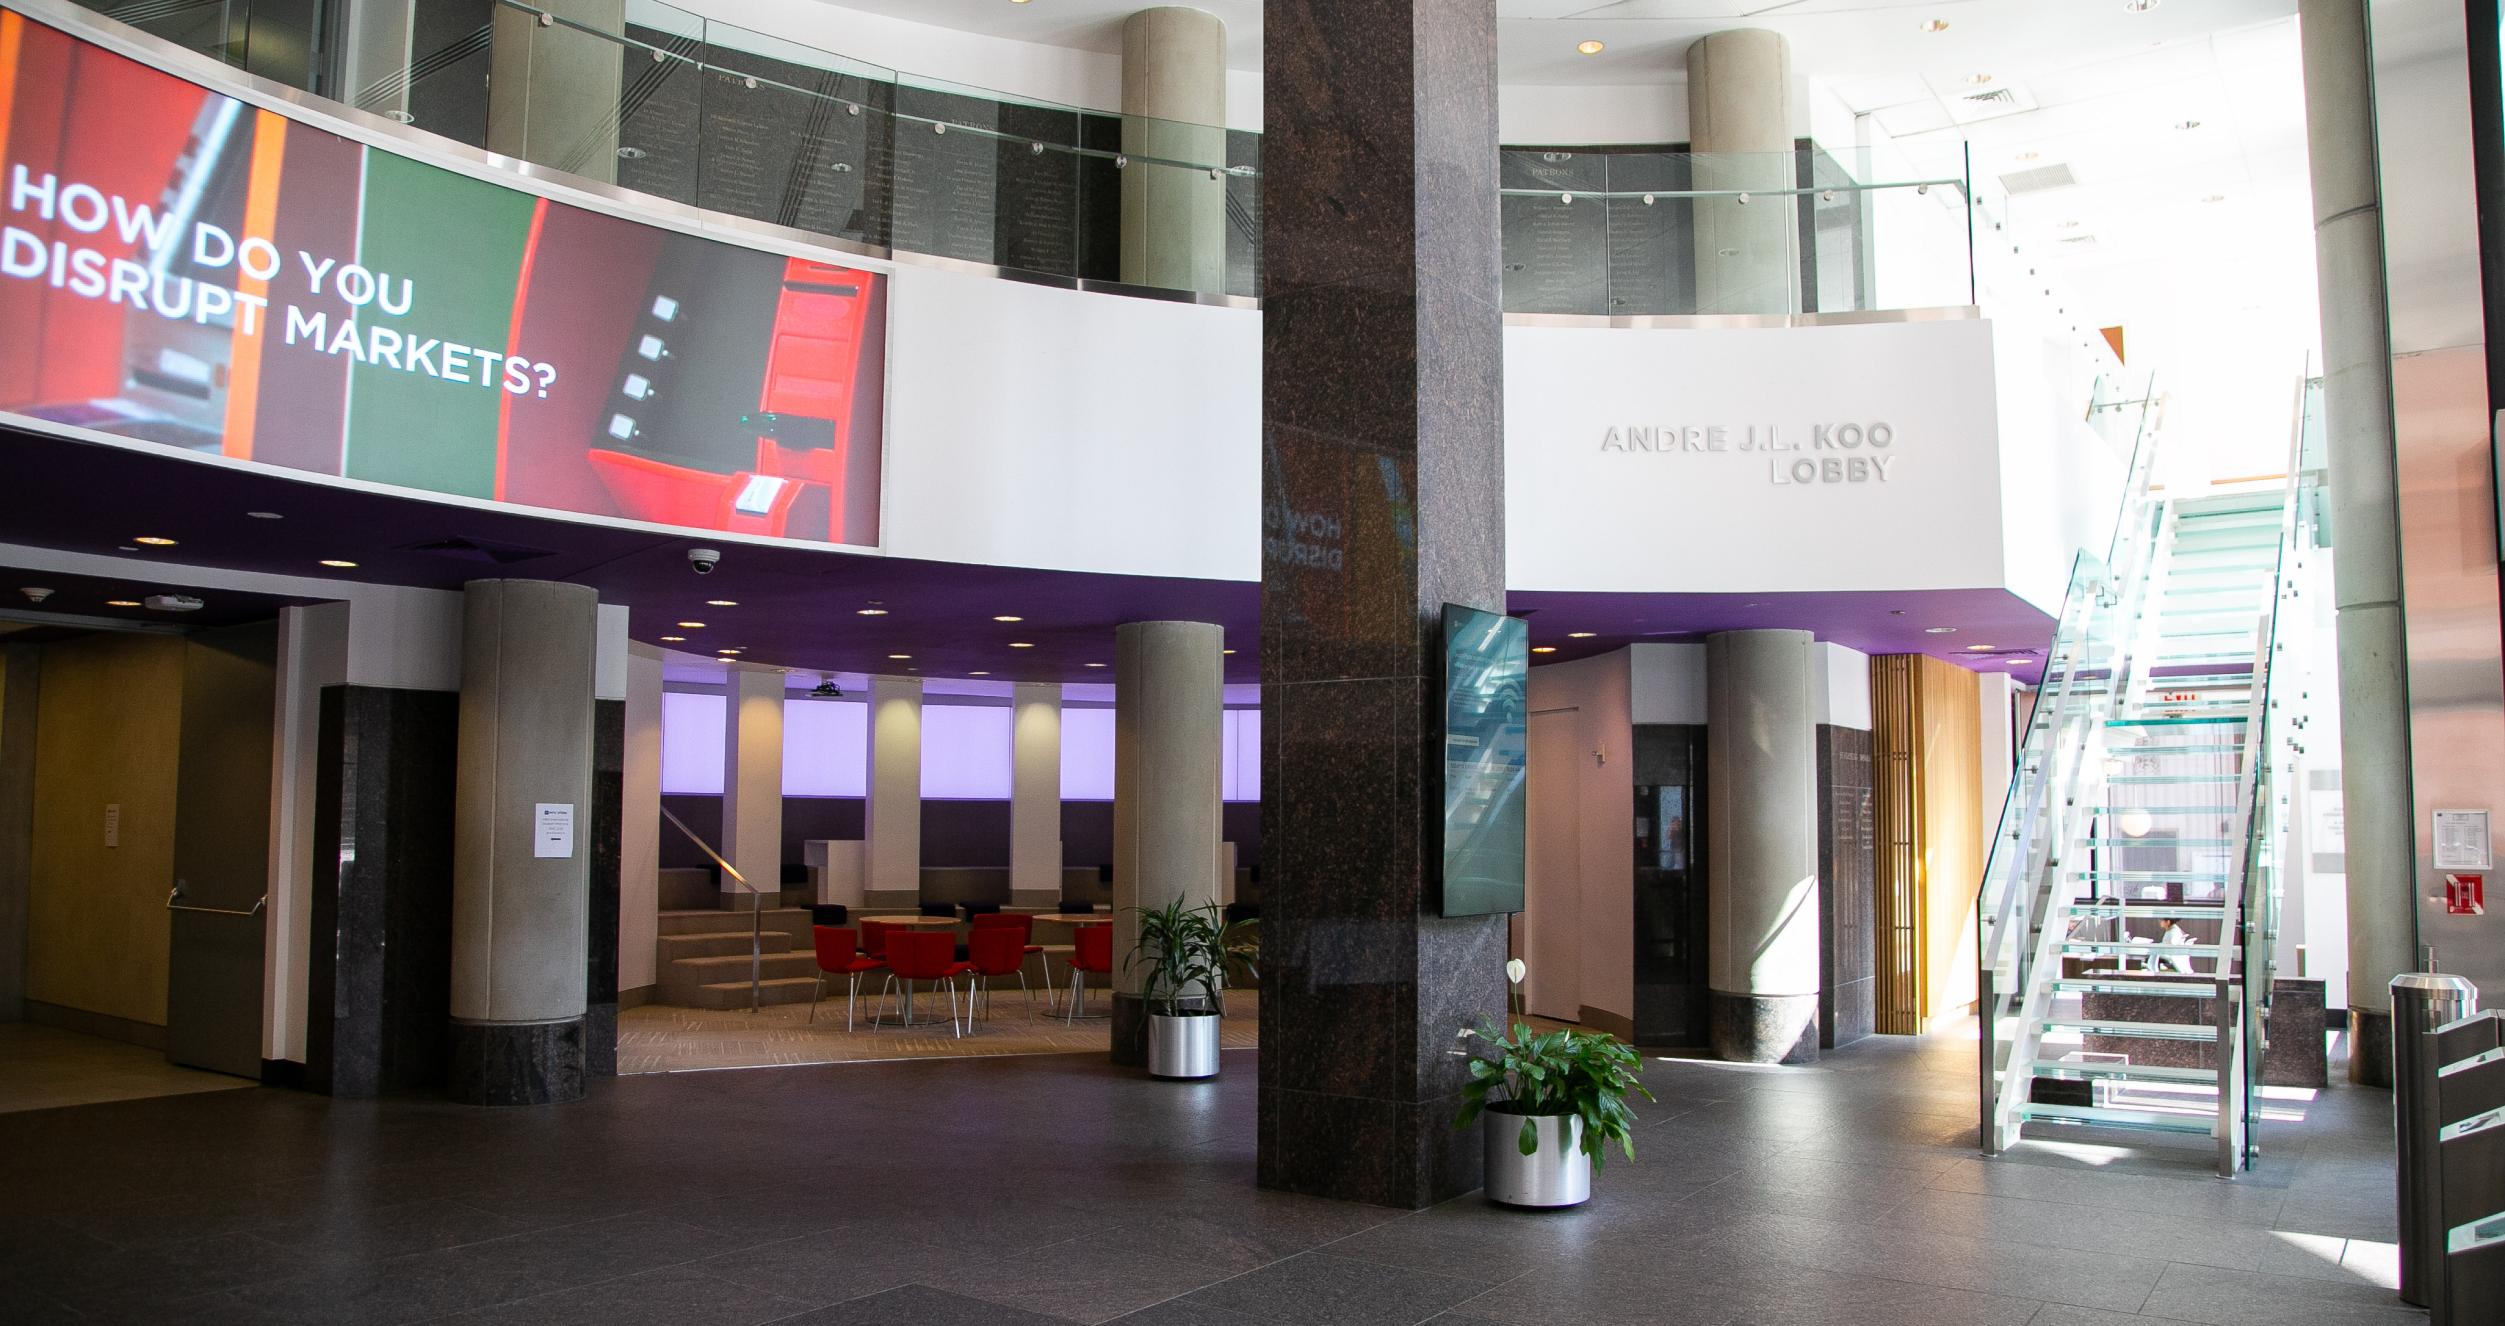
top-left (2433, 809), bottom-right (2491, 871)
top-left (534, 803), bottom-right (575, 859)
top-left (103, 803), bottom-right (119, 849)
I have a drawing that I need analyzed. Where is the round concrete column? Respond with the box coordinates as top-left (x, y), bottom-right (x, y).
top-left (1120, 6), bottom-right (1228, 293)
top-left (1686, 29), bottom-right (1798, 315)
top-left (1706, 629), bottom-right (1821, 1063)
top-left (1109, 620), bottom-right (1224, 1065)
top-left (448, 579), bottom-right (597, 1105)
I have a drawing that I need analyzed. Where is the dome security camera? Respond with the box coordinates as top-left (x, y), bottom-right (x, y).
top-left (688, 547), bottom-right (721, 575)
top-left (19, 587), bottom-right (53, 603)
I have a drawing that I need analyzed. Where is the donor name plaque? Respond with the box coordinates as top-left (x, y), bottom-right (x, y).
top-left (1597, 421), bottom-right (1898, 486)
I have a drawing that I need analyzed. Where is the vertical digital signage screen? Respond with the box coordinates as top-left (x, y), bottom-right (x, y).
top-left (1441, 604), bottom-right (1528, 917)
top-left (0, 8), bottom-right (885, 546)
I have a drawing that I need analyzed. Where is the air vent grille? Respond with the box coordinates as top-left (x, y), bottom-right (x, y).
top-left (1999, 163), bottom-right (2078, 195)
top-left (1962, 88), bottom-right (2020, 108)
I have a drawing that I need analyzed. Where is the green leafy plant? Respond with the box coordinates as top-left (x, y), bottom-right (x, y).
top-left (1124, 899), bottom-right (1255, 1016)
top-left (1453, 964), bottom-right (1654, 1172)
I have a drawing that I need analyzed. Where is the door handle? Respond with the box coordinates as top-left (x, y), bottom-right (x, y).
top-left (166, 883), bottom-right (267, 919)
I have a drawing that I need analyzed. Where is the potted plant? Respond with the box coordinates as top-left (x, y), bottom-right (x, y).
top-left (1453, 960), bottom-right (1653, 1208)
top-left (1125, 898), bottom-right (1248, 1079)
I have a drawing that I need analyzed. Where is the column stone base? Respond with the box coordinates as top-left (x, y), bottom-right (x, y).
top-left (448, 1017), bottom-right (585, 1106)
top-left (1710, 991), bottom-right (1820, 1065)
top-left (2348, 1007), bottom-right (2393, 1087)
top-left (1111, 993), bottom-right (1149, 1067)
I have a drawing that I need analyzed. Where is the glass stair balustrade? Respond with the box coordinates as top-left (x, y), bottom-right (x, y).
top-left (1978, 383), bottom-right (2311, 1176)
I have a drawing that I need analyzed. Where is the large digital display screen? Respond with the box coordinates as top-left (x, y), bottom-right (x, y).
top-left (0, 9), bottom-right (885, 545)
top-left (1441, 604), bottom-right (1527, 917)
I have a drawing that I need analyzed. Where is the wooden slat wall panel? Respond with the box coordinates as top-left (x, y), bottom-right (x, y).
top-left (1868, 655), bottom-right (1986, 1033)
top-left (1870, 656), bottom-right (1921, 1034)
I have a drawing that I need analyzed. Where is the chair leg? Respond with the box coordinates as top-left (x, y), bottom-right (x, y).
top-left (1020, 970), bottom-right (1034, 1017)
top-left (846, 972), bottom-right (861, 1032)
top-left (1039, 954), bottom-right (1057, 1014)
top-left (1065, 968), bottom-right (1082, 1025)
top-left (947, 978), bottom-right (964, 1039)
top-left (809, 973), bottom-right (823, 1024)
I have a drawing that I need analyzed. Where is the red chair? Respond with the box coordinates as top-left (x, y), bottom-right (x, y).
top-left (858, 918), bottom-right (893, 962)
top-left (807, 926), bottom-right (886, 1031)
top-left (964, 925), bottom-right (1034, 1026)
top-left (875, 929), bottom-right (974, 1037)
top-left (1062, 923), bottom-right (1114, 1025)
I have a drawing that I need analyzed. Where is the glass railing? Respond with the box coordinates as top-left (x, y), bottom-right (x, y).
top-left (63, 0), bottom-right (1976, 312)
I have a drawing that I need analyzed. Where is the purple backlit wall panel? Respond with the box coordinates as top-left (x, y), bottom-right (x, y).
top-left (659, 692), bottom-right (1261, 801)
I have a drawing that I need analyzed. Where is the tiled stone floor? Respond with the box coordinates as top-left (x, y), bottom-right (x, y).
top-left (619, 991), bottom-right (1262, 1074)
top-left (0, 1024), bottom-right (2421, 1325)
top-left (0, 1022), bottom-right (256, 1114)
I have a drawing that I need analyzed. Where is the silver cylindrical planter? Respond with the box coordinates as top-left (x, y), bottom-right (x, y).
top-left (1483, 1111), bottom-right (1590, 1208)
top-left (1147, 1012), bottom-right (1220, 1079)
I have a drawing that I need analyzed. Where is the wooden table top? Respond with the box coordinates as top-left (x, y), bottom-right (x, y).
top-left (1030, 912), bottom-right (1111, 925)
top-left (859, 914), bottom-right (960, 927)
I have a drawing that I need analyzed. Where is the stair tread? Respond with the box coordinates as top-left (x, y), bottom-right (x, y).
top-left (2052, 978), bottom-right (2219, 996)
top-left (700, 976), bottom-right (821, 991)
top-left (2043, 1017), bottom-right (2222, 1039)
top-left (2030, 1059), bottom-right (2221, 1083)
top-left (671, 951), bottom-right (821, 970)
top-left (2019, 1103), bottom-right (2220, 1134)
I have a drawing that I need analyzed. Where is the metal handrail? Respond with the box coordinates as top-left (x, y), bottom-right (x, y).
top-left (660, 805), bottom-right (767, 1013)
top-left (166, 884), bottom-right (266, 918)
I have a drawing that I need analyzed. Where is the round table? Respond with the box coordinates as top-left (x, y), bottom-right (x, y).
top-left (862, 914), bottom-right (960, 927)
top-left (1030, 912), bottom-right (1111, 926)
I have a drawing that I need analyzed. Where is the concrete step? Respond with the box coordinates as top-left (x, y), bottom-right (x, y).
top-left (688, 976), bottom-right (825, 1010)
top-left (659, 907), bottom-right (815, 944)
top-left (658, 950), bottom-right (823, 1006)
top-left (657, 931), bottom-right (796, 960)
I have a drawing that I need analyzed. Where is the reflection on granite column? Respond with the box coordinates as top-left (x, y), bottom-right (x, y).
top-left (587, 699), bottom-right (624, 1078)
top-left (1258, 0), bottom-right (1510, 1209)
top-left (307, 685), bottom-right (459, 1096)
top-left (1816, 724), bottom-right (1875, 1049)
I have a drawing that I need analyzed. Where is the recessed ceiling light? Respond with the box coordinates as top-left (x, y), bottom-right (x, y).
top-left (992, 614), bottom-right (1023, 622)
top-left (1084, 662), bottom-right (1107, 668)
top-left (1222, 648), bottom-right (1237, 655)
top-left (2175, 119), bottom-right (2201, 131)
top-left (707, 599), bottom-right (737, 607)
top-left (678, 621), bottom-right (705, 628)
top-left (1567, 631), bottom-right (1596, 639)
top-left (2057, 219), bottom-right (2082, 229)
top-left (1924, 626), bottom-right (1958, 634)
top-left (1967, 644), bottom-right (1995, 652)
top-left (889, 653), bottom-right (912, 660)
top-left (1922, 18), bottom-right (1950, 32)
top-left (247, 511), bottom-right (282, 520)
top-left (1965, 72), bottom-right (1994, 86)
top-left (970, 670), bottom-right (991, 676)
top-left (2202, 193), bottom-right (2227, 203)
top-left (857, 607), bottom-right (887, 617)
top-left (2016, 150), bottom-right (2040, 162)
top-left (2124, 0), bottom-right (2158, 12)
top-left (1008, 642), bottom-right (1034, 649)
top-left (134, 535), bottom-right (176, 546)
top-left (660, 635), bottom-right (685, 642)
top-left (318, 559), bottom-right (358, 568)
top-left (106, 599), bottom-right (141, 608)
top-left (1532, 646), bottom-right (1558, 655)
top-left (718, 648), bottom-right (742, 654)
top-left (1576, 39), bottom-right (1604, 55)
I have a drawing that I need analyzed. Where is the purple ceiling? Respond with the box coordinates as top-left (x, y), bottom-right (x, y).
top-left (0, 426), bottom-right (2051, 684)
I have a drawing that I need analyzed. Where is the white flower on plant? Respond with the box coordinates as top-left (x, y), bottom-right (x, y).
top-left (1505, 958), bottom-right (1526, 986)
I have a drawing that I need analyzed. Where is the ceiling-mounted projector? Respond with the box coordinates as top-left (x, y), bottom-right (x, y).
top-left (144, 594), bottom-right (205, 613)
top-left (806, 676), bottom-right (844, 700)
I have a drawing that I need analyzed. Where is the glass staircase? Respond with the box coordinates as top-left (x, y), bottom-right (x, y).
top-left (1977, 392), bottom-right (2307, 1177)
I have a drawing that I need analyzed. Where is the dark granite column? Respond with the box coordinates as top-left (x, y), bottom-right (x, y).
top-left (1258, 0), bottom-right (1510, 1209)
top-left (1816, 724), bottom-right (1875, 1049)
top-left (307, 686), bottom-right (460, 1096)
top-left (586, 699), bottom-right (624, 1078)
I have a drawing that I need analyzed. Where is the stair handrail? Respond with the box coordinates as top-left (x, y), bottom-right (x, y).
top-left (660, 805), bottom-right (766, 1014)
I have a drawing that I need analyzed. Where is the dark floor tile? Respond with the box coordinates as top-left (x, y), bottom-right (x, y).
top-left (776, 1282), bottom-right (1081, 1324)
top-left (1106, 1301), bottom-right (1291, 1326)
top-left (2133, 1262), bottom-right (2429, 1326)
top-left (258, 1197), bottom-right (537, 1266)
top-left (954, 1240), bottom-right (1239, 1324)
top-left (1173, 1251), bottom-right (1493, 1326)
top-left (439, 1263), bottom-right (815, 1325)
top-left (694, 1229), bottom-right (973, 1307)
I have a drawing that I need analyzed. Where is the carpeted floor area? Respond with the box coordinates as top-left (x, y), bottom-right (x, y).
top-left (618, 990), bottom-right (1262, 1073)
